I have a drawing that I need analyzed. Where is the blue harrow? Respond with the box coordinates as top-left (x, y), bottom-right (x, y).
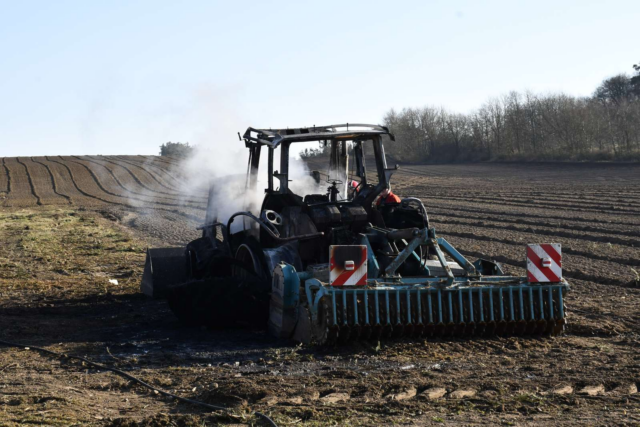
top-left (272, 227), bottom-right (569, 344)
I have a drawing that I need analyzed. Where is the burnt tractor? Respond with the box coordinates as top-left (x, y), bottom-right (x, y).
top-left (142, 124), bottom-right (569, 344)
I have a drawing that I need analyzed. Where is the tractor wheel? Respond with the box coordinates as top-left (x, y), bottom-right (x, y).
top-left (233, 237), bottom-right (270, 280)
top-left (185, 238), bottom-right (233, 280)
top-left (166, 275), bottom-right (270, 329)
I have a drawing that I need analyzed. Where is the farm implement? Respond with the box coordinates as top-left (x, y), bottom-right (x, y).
top-left (142, 124), bottom-right (570, 344)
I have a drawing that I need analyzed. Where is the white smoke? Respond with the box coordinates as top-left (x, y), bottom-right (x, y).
top-left (156, 86), bottom-right (326, 231)
top-left (173, 139), bottom-right (325, 232)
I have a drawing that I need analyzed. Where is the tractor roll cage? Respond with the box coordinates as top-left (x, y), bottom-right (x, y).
top-left (242, 123), bottom-right (395, 148)
top-left (241, 124), bottom-right (396, 197)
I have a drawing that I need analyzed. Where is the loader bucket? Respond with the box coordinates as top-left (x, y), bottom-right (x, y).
top-left (141, 247), bottom-right (188, 298)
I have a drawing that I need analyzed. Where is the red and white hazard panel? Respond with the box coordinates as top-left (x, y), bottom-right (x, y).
top-left (527, 244), bottom-right (562, 283)
top-left (329, 245), bottom-right (367, 286)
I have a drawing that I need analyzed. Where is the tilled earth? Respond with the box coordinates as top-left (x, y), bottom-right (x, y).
top-left (0, 158), bottom-right (639, 426)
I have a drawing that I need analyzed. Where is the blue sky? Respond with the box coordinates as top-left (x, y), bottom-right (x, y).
top-left (0, 0), bottom-right (637, 157)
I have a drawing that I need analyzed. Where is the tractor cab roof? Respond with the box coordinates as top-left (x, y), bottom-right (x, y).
top-left (242, 123), bottom-right (394, 148)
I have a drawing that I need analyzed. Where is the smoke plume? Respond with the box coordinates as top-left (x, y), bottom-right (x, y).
top-left (173, 140), bottom-right (323, 232)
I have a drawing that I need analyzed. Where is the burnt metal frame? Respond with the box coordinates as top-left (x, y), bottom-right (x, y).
top-left (242, 124), bottom-right (394, 148)
top-left (241, 124), bottom-right (395, 196)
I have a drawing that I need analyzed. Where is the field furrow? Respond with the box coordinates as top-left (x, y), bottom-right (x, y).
top-left (436, 225), bottom-right (639, 287)
top-left (133, 155), bottom-right (189, 186)
top-left (110, 156), bottom-right (182, 192)
top-left (434, 216), bottom-right (640, 248)
top-left (86, 155), bottom-right (177, 197)
top-left (141, 154), bottom-right (183, 170)
top-left (417, 194), bottom-right (640, 215)
top-left (0, 158), bottom-right (9, 195)
top-left (72, 156), bottom-right (205, 209)
top-left (16, 157), bottom-right (43, 206)
top-left (419, 198), bottom-right (640, 225)
top-left (123, 156), bottom-right (204, 200)
top-left (63, 157), bottom-right (187, 209)
top-left (420, 189), bottom-right (640, 207)
top-left (152, 155), bottom-right (182, 166)
top-left (73, 155), bottom-right (156, 197)
top-left (424, 203), bottom-right (640, 228)
top-left (465, 190), bottom-right (640, 204)
top-left (41, 157), bottom-right (206, 228)
top-left (33, 157), bottom-right (87, 205)
top-left (23, 157), bottom-right (70, 205)
top-left (430, 192), bottom-right (640, 210)
top-left (4, 157), bottom-right (39, 206)
top-left (107, 156), bottom-right (207, 203)
top-left (427, 208), bottom-right (640, 237)
top-left (397, 163), bottom-right (640, 184)
top-left (46, 156), bottom-right (131, 206)
top-left (432, 214), bottom-right (640, 258)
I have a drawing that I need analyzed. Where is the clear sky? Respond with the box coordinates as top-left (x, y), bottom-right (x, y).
top-left (0, 0), bottom-right (637, 157)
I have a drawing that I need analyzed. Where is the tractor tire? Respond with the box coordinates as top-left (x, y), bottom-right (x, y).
top-left (233, 236), bottom-right (271, 281)
top-left (186, 238), bottom-right (233, 279)
top-left (166, 275), bottom-right (270, 329)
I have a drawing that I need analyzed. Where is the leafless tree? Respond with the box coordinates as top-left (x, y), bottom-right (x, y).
top-left (383, 67), bottom-right (640, 162)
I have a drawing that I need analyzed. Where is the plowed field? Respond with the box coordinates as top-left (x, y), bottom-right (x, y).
top-left (0, 158), bottom-right (639, 426)
top-left (0, 155), bottom-right (205, 244)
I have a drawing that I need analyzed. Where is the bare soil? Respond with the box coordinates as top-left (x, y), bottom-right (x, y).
top-left (0, 158), bottom-right (639, 426)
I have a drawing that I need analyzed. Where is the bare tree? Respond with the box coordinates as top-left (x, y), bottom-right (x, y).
top-left (383, 67), bottom-right (640, 162)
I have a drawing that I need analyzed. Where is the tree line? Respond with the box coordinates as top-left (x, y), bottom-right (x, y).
top-left (160, 141), bottom-right (193, 157)
top-left (383, 61), bottom-right (640, 162)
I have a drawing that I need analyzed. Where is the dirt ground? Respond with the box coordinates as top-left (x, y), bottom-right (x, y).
top-left (0, 158), bottom-right (639, 426)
